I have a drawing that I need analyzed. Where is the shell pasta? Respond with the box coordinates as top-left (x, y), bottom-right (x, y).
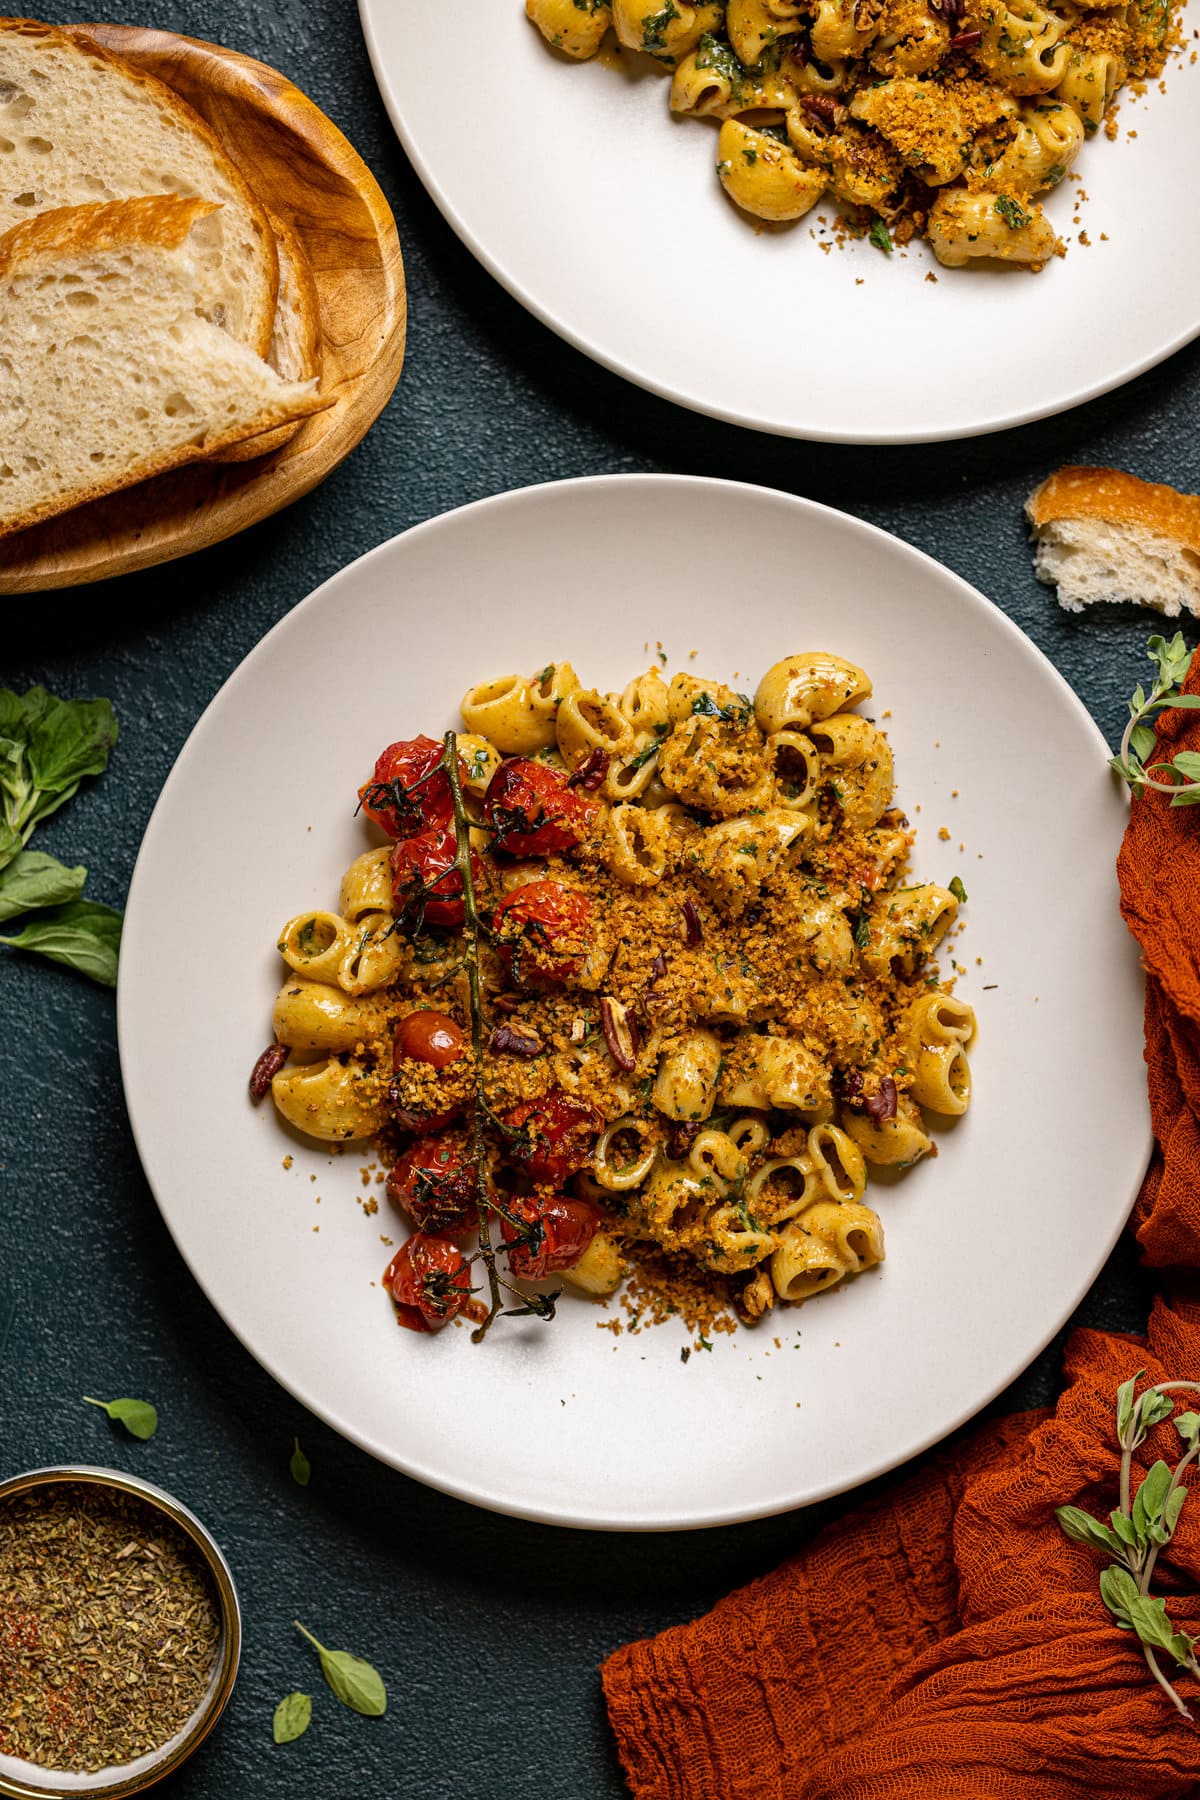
top-left (525, 0), bottom-right (1179, 271)
top-left (262, 654), bottom-right (976, 1338)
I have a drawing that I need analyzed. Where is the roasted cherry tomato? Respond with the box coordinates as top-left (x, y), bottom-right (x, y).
top-left (389, 1017), bottom-right (463, 1133)
top-left (383, 1233), bottom-right (472, 1330)
top-left (359, 736), bottom-right (452, 841)
top-left (391, 828), bottom-right (480, 929)
top-left (395, 1010), bottom-right (465, 1070)
top-left (483, 757), bottom-right (598, 857)
top-left (501, 1193), bottom-right (602, 1280)
top-left (387, 1134), bottom-right (480, 1234)
top-left (504, 1094), bottom-right (602, 1186)
top-left (493, 880), bottom-right (592, 987)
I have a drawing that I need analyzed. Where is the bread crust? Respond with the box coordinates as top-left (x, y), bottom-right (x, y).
top-left (0, 16), bottom-right (280, 356)
top-left (1027, 466), bottom-right (1200, 556)
top-left (0, 192), bottom-right (221, 273)
top-left (214, 209), bottom-right (323, 464)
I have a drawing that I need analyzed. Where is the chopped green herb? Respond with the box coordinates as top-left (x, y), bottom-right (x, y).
top-left (868, 217), bottom-right (893, 253)
top-left (994, 194), bottom-right (1031, 231)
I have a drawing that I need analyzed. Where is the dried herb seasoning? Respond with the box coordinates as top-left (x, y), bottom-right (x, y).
top-left (0, 1483), bottom-right (221, 1773)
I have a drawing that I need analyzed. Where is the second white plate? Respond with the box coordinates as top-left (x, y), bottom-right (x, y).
top-left (360, 1), bottom-right (1200, 443)
top-left (119, 476), bottom-right (1147, 1528)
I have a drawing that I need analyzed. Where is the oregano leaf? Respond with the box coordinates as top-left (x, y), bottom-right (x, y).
top-left (1109, 1508), bottom-right (1139, 1550)
top-left (1117, 1372), bottom-right (1143, 1444)
top-left (1130, 723), bottom-right (1157, 762)
top-left (294, 1621), bottom-right (386, 1717)
top-left (272, 1692), bottom-right (311, 1744)
top-left (1055, 1505), bottom-right (1124, 1558)
top-left (82, 1395), bottom-right (158, 1440)
top-left (1133, 1460), bottom-right (1173, 1546)
top-left (1099, 1563), bottom-right (1139, 1629)
top-left (1138, 1392), bottom-right (1177, 1437)
top-left (1175, 1412), bottom-right (1200, 1450)
top-left (290, 1437), bottom-right (311, 1487)
top-left (1164, 1484), bottom-right (1188, 1539)
top-left (1127, 1593), bottom-right (1184, 1658)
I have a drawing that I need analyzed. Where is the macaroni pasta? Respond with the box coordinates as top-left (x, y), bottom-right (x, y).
top-left (264, 653), bottom-right (976, 1336)
top-left (526, 0), bottom-right (1179, 270)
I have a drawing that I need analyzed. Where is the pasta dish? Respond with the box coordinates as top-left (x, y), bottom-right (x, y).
top-left (525, 0), bottom-right (1179, 270)
top-left (257, 653), bottom-right (975, 1339)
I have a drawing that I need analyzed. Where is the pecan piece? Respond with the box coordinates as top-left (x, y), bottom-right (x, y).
top-left (249, 1042), bottom-right (288, 1102)
top-left (864, 1076), bottom-right (898, 1124)
top-left (489, 1023), bottom-right (544, 1059)
top-left (600, 996), bottom-right (639, 1071)
top-left (680, 899), bottom-right (703, 947)
top-left (567, 747), bottom-right (610, 791)
top-left (666, 1120), bottom-right (701, 1161)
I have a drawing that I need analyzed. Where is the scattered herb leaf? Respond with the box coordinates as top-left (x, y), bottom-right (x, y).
top-left (868, 217), bottom-right (893, 253)
top-left (290, 1437), bottom-right (311, 1487)
top-left (0, 687), bottom-right (122, 982)
top-left (272, 1692), bottom-right (312, 1745)
top-left (0, 849), bottom-right (87, 922)
top-left (949, 875), bottom-right (967, 904)
top-left (294, 1621), bottom-right (387, 1717)
top-left (82, 1394), bottom-right (158, 1440)
top-left (1, 900), bottom-right (123, 986)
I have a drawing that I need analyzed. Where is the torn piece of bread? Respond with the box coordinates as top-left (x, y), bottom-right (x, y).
top-left (0, 196), bottom-right (321, 540)
top-left (215, 210), bottom-right (322, 464)
top-left (0, 18), bottom-right (278, 354)
top-left (1027, 466), bottom-right (1200, 617)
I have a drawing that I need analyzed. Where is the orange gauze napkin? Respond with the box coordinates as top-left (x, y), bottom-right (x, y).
top-left (603, 660), bottom-right (1200, 1800)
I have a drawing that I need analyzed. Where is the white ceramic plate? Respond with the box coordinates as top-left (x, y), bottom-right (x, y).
top-left (358, 1), bottom-right (1199, 443)
top-left (119, 476), bottom-right (1147, 1529)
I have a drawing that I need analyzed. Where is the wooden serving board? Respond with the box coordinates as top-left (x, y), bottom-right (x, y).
top-left (0, 25), bottom-right (406, 594)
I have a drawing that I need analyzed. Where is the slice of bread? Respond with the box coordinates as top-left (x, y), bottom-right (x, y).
top-left (0, 18), bottom-right (278, 355)
top-left (215, 210), bottom-right (323, 464)
top-left (1027, 466), bottom-right (1200, 617)
top-left (0, 195), bottom-right (322, 540)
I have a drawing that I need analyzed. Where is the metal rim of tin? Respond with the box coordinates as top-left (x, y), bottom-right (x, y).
top-left (0, 1464), bottom-right (241, 1800)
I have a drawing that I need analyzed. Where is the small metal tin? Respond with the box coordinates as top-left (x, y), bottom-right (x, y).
top-left (0, 1465), bottom-right (241, 1800)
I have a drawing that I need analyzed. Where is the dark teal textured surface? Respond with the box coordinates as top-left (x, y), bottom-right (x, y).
top-left (1, 1), bottom-right (1188, 1793)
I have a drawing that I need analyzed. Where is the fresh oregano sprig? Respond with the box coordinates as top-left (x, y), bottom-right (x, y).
top-left (1056, 1371), bottom-right (1200, 1718)
top-left (1111, 633), bottom-right (1200, 805)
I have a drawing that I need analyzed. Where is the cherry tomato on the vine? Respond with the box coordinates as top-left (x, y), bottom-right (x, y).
top-left (387, 1134), bottom-right (480, 1233)
top-left (503, 1093), bottom-right (602, 1186)
top-left (383, 1233), bottom-right (473, 1330)
top-left (388, 1017), bottom-right (463, 1134)
top-left (483, 758), bottom-right (597, 858)
top-left (391, 828), bottom-right (480, 929)
top-left (394, 1010), bottom-right (465, 1070)
top-left (501, 1193), bottom-right (602, 1280)
top-left (493, 880), bottom-right (592, 987)
top-left (359, 736), bottom-right (452, 841)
